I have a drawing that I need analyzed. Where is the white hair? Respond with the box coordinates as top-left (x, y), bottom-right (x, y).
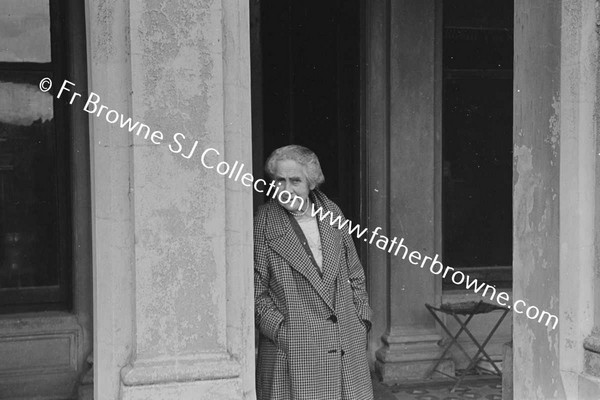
top-left (264, 145), bottom-right (325, 189)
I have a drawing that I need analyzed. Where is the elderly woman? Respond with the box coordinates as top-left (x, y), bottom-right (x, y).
top-left (254, 145), bottom-right (373, 400)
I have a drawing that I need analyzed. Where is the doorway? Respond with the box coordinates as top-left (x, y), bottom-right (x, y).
top-left (250, 0), bottom-right (363, 229)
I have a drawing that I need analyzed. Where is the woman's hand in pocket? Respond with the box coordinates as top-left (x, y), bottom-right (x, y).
top-left (276, 321), bottom-right (289, 354)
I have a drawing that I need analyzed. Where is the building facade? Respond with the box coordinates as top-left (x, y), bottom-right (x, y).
top-left (1, 0), bottom-right (600, 399)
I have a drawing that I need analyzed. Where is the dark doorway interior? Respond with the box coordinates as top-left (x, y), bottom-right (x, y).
top-left (250, 0), bottom-right (362, 227)
top-left (441, 0), bottom-right (513, 288)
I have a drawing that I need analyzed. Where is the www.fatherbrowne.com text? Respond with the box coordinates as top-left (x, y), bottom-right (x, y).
top-left (41, 77), bottom-right (559, 330)
top-left (198, 147), bottom-right (558, 330)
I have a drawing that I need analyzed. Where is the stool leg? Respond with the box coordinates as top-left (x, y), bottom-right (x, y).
top-left (426, 307), bottom-right (476, 381)
top-left (448, 314), bottom-right (480, 392)
top-left (425, 307), bottom-right (453, 378)
top-left (457, 308), bottom-right (510, 376)
top-left (429, 307), bottom-right (477, 361)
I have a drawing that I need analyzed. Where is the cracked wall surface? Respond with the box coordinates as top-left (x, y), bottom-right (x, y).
top-left (513, 0), bottom-right (564, 398)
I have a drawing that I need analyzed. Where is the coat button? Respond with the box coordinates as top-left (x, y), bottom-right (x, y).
top-left (328, 315), bottom-right (338, 323)
top-left (341, 350), bottom-right (345, 356)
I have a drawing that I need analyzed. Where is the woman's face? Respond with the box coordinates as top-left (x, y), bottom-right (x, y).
top-left (272, 159), bottom-right (314, 211)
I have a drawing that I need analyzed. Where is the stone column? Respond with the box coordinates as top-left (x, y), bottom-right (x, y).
top-left (513, 0), bottom-right (563, 398)
top-left (87, 0), bottom-right (136, 398)
top-left (366, 0), bottom-right (451, 381)
top-left (90, 1), bottom-right (254, 399)
top-left (558, 0), bottom-right (600, 399)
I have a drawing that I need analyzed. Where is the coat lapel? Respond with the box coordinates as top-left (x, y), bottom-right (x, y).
top-left (311, 194), bottom-right (342, 295)
top-left (265, 200), bottom-right (336, 311)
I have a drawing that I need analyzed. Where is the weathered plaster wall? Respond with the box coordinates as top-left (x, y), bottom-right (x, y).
top-left (514, 0), bottom-right (600, 398)
top-left (89, 0), bottom-right (253, 399)
top-left (559, 0), bottom-right (598, 398)
top-left (513, 0), bottom-right (564, 398)
top-left (127, 0), bottom-right (227, 361)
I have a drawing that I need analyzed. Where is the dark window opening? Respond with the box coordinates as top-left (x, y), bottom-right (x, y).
top-left (0, 0), bottom-right (72, 312)
top-left (442, 0), bottom-right (513, 289)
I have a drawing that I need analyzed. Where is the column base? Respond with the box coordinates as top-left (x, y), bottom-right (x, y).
top-left (121, 378), bottom-right (242, 400)
top-left (580, 335), bottom-right (600, 400)
top-left (375, 330), bottom-right (454, 383)
top-left (502, 341), bottom-right (513, 400)
top-left (78, 367), bottom-right (93, 400)
top-left (584, 335), bottom-right (600, 378)
top-left (120, 353), bottom-right (243, 400)
top-left (78, 354), bottom-right (93, 400)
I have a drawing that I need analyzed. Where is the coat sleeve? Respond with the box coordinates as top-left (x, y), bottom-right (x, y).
top-left (254, 207), bottom-right (287, 348)
top-left (339, 212), bottom-right (373, 332)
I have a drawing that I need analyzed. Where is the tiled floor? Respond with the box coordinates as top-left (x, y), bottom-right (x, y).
top-left (385, 379), bottom-right (502, 400)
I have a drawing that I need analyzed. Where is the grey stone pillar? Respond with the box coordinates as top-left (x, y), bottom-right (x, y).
top-left (365, 0), bottom-right (451, 381)
top-left (89, 1), bottom-right (255, 399)
top-left (512, 1), bottom-right (563, 398)
top-left (561, 0), bottom-right (600, 398)
top-left (513, 0), bottom-right (599, 399)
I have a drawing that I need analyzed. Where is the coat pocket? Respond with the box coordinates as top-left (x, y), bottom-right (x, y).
top-left (275, 321), bottom-right (289, 355)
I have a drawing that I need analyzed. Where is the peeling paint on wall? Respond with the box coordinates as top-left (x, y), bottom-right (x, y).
top-left (547, 96), bottom-right (560, 162)
top-left (127, 0), bottom-right (231, 360)
top-left (513, 1), bottom-right (564, 398)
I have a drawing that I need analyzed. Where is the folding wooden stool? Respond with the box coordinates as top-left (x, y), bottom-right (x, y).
top-left (425, 300), bottom-right (511, 392)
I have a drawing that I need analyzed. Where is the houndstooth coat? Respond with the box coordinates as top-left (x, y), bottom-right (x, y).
top-left (254, 189), bottom-right (373, 400)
